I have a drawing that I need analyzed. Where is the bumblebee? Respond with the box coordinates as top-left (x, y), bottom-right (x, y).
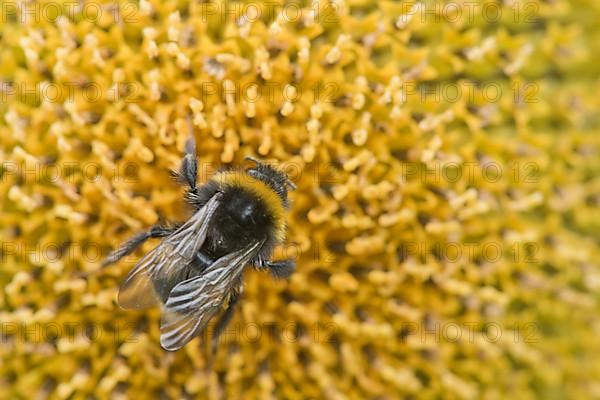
top-left (103, 131), bottom-right (295, 351)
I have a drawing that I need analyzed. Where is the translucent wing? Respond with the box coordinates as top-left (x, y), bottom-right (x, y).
top-left (117, 193), bottom-right (223, 309)
top-left (159, 239), bottom-right (263, 351)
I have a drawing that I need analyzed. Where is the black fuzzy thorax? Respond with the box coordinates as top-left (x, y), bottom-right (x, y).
top-left (204, 186), bottom-right (275, 259)
top-left (186, 179), bottom-right (280, 265)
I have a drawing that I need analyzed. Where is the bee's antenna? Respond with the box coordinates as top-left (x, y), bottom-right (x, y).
top-left (244, 155), bottom-right (262, 165)
top-left (286, 179), bottom-right (297, 191)
top-left (185, 113), bottom-right (196, 155)
top-left (246, 156), bottom-right (297, 190)
top-left (186, 113), bottom-right (193, 130)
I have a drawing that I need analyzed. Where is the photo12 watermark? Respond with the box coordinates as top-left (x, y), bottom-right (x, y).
top-left (1, 160), bottom-right (139, 184)
top-left (401, 161), bottom-right (540, 185)
top-left (198, 1), bottom-right (339, 24)
top-left (400, 321), bottom-right (539, 344)
top-left (0, 81), bottom-right (140, 104)
top-left (395, 1), bottom-right (539, 26)
top-left (1, 1), bottom-right (139, 24)
top-left (398, 241), bottom-right (540, 264)
top-left (194, 160), bottom-right (340, 185)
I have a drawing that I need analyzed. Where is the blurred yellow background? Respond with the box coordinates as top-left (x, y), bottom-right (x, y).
top-left (1, 0), bottom-right (599, 398)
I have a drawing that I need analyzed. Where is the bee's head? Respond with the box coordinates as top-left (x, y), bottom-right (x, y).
top-left (245, 156), bottom-right (296, 208)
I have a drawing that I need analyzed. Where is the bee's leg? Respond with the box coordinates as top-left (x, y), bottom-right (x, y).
top-left (211, 290), bottom-right (241, 354)
top-left (253, 257), bottom-right (296, 279)
top-left (265, 259), bottom-right (296, 279)
top-left (102, 225), bottom-right (174, 266)
top-left (172, 116), bottom-right (198, 191)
